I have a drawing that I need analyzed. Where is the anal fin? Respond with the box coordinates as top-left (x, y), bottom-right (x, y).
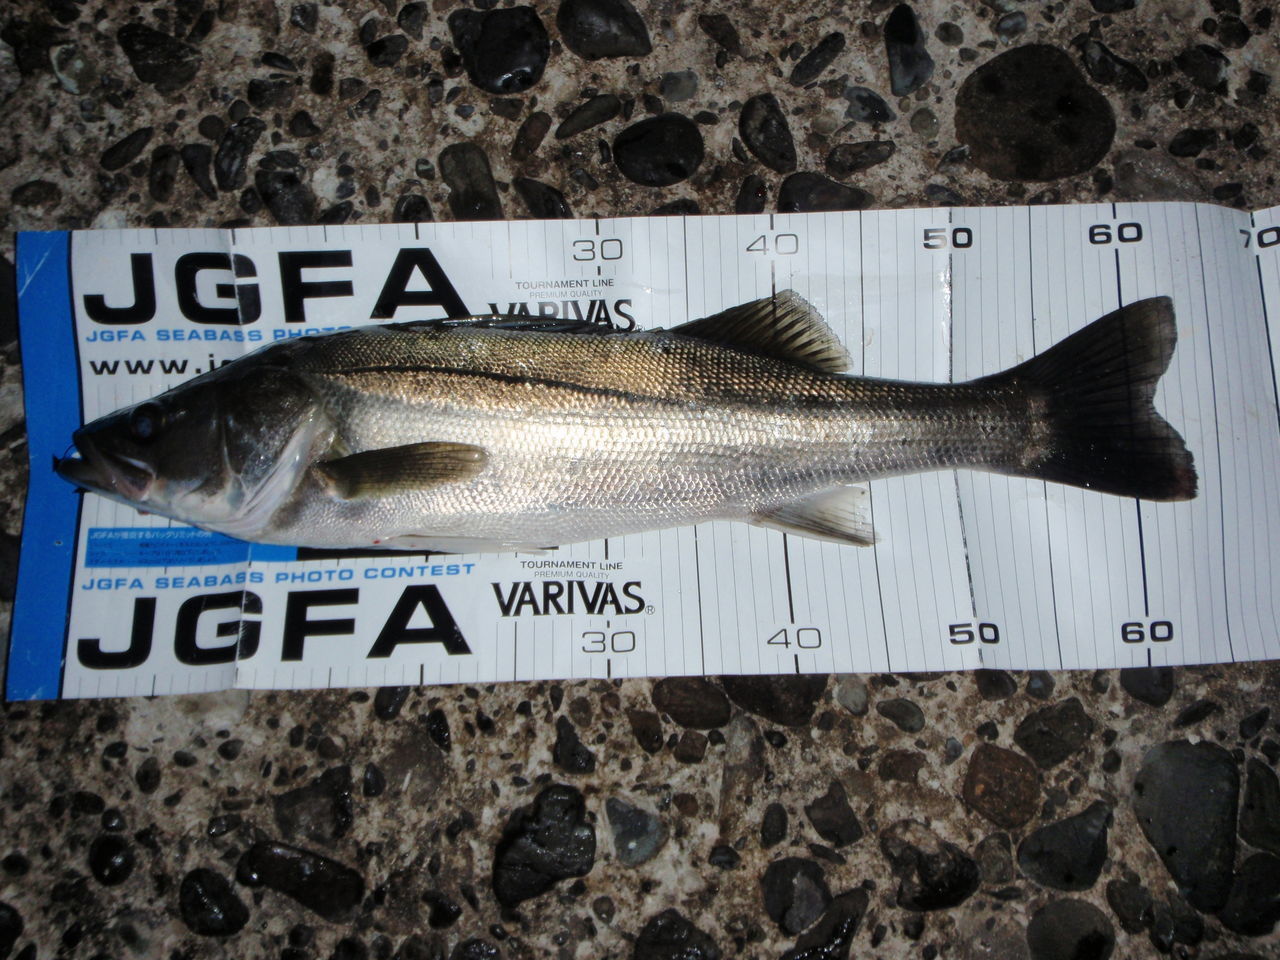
top-left (317, 441), bottom-right (487, 500)
top-left (754, 485), bottom-right (877, 547)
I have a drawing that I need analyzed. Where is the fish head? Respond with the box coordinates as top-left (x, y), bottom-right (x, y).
top-left (55, 360), bottom-right (324, 531)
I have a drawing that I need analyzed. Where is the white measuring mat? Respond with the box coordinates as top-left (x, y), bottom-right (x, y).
top-left (9, 201), bottom-right (1280, 700)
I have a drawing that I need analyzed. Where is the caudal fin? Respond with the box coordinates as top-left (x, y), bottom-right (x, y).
top-left (982, 297), bottom-right (1197, 501)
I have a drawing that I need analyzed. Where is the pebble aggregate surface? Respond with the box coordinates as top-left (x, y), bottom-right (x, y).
top-left (2, 0), bottom-right (1280, 957)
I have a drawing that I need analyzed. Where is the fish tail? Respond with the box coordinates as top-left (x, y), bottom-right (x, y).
top-left (981, 296), bottom-right (1197, 501)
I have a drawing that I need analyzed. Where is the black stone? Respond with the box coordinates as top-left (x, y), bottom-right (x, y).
top-left (804, 782), bottom-right (863, 848)
top-left (956, 45), bottom-right (1115, 182)
top-left (88, 834), bottom-right (135, 886)
top-left (118, 23), bottom-right (201, 94)
top-left (395, 933), bottom-right (444, 960)
top-left (708, 844), bottom-right (739, 868)
top-left (606, 797), bottom-right (665, 866)
top-left (1119, 667), bottom-right (1175, 706)
top-left (1133, 739), bottom-right (1237, 912)
top-left (179, 868), bottom-right (249, 937)
top-left (214, 118), bottom-right (266, 192)
top-left (1219, 853), bottom-right (1280, 935)
top-left (738, 94), bottom-right (796, 173)
top-left (556, 94), bottom-right (622, 139)
top-left (884, 5), bottom-right (934, 96)
top-left (426, 708), bottom-right (451, 751)
top-left (247, 77), bottom-right (295, 111)
top-left (735, 174), bottom-right (767, 214)
top-left (1240, 706), bottom-right (1271, 739)
top-left (398, 3), bottom-right (427, 39)
top-left (514, 178), bottom-right (572, 219)
top-left (782, 889), bottom-right (868, 960)
top-left (1016, 801), bottom-right (1111, 891)
top-left (179, 143), bottom-right (216, 199)
top-left (1148, 892), bottom-right (1203, 951)
top-left (237, 841), bottom-right (365, 921)
top-left (255, 169), bottom-right (316, 225)
top-left (721, 675), bottom-right (827, 727)
top-left (1076, 39), bottom-right (1149, 93)
top-left (975, 670), bottom-right (1017, 701)
top-left (843, 87), bottom-right (896, 123)
top-left (612, 114), bottom-right (704, 187)
top-left (373, 685), bottom-right (409, 720)
top-left (101, 127), bottom-right (154, 171)
top-left (651, 198), bottom-right (700, 216)
top-left (274, 765), bottom-right (353, 844)
top-left (423, 890), bottom-right (462, 928)
top-left (762, 858), bottom-right (832, 934)
top-left (790, 33), bottom-right (845, 86)
top-left (652, 678), bottom-right (731, 729)
top-left (0, 19), bottom-right (68, 76)
top-left (762, 802), bottom-right (788, 848)
top-left (0, 902), bottom-right (18, 959)
top-left (361, 763), bottom-right (385, 798)
top-left (1013, 697), bottom-right (1093, 768)
top-left (448, 7), bottom-right (549, 95)
top-left (1240, 758), bottom-right (1280, 856)
top-left (512, 111), bottom-right (552, 160)
top-left (875, 697), bottom-right (925, 732)
top-left (0, 258), bottom-right (14, 345)
top-left (135, 755), bottom-right (162, 793)
top-left (1175, 44), bottom-right (1229, 93)
top-left (557, 0), bottom-right (651, 60)
top-left (1105, 878), bottom-right (1153, 934)
top-left (659, 70), bottom-right (697, 102)
top-left (1173, 698), bottom-right (1220, 726)
top-left (366, 34), bottom-right (408, 68)
top-left (634, 908), bottom-right (720, 960)
top-left (879, 820), bottom-right (980, 911)
top-left (553, 716), bottom-right (596, 773)
top-left (1091, 0), bottom-right (1135, 10)
top-left (290, 3), bottom-right (317, 32)
top-left (147, 144), bottom-right (180, 202)
top-left (450, 941), bottom-right (499, 960)
top-left (1026, 898), bottom-right (1115, 960)
top-left (439, 143), bottom-right (503, 220)
top-left (492, 784), bottom-right (595, 906)
top-left (627, 708), bottom-right (663, 753)
top-left (825, 140), bottom-right (894, 178)
top-left (698, 14), bottom-right (741, 56)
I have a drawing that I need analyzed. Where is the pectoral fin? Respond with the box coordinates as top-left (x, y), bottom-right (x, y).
top-left (754, 485), bottom-right (877, 547)
top-left (317, 441), bottom-right (487, 500)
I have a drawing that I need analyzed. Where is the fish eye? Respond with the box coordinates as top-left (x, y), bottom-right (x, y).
top-left (128, 403), bottom-right (165, 443)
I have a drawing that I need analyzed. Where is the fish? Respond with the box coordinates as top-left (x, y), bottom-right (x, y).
top-left (54, 291), bottom-right (1197, 552)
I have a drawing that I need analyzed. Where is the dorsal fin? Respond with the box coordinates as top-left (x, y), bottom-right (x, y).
top-left (673, 290), bottom-right (850, 373)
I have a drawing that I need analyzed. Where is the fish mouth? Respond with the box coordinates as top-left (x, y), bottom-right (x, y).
top-left (54, 432), bottom-right (155, 503)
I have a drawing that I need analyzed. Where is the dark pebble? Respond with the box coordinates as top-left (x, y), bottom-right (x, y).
top-left (1119, 666), bottom-right (1175, 706)
top-left (761, 802), bottom-right (788, 848)
top-left (449, 7), bottom-right (549, 95)
top-left (962, 742), bottom-right (1040, 828)
top-left (11, 180), bottom-right (62, 207)
top-left (553, 716), bottom-right (596, 773)
top-left (373, 686), bottom-right (409, 720)
top-left (450, 940), bottom-right (499, 960)
top-left (423, 890), bottom-right (462, 928)
top-left (826, 140), bottom-right (895, 177)
top-left (738, 94), bottom-right (796, 174)
top-left (255, 169), bottom-right (316, 225)
top-left (1218, 852), bottom-right (1280, 935)
top-left (512, 111), bottom-right (552, 160)
top-left (779, 171), bottom-right (871, 212)
top-left (975, 669), bottom-right (1017, 701)
top-left (790, 33), bottom-right (845, 86)
top-left (1240, 758), bottom-right (1280, 856)
top-left (781, 889), bottom-right (868, 960)
top-left (117, 23), bottom-right (201, 94)
top-left (651, 678), bottom-right (731, 729)
top-left (179, 143), bottom-right (217, 199)
top-left (956, 45), bottom-right (1115, 182)
top-left (362, 762), bottom-right (385, 798)
top-left (976, 833), bottom-right (1014, 884)
top-left (396, 933), bottom-right (444, 960)
top-left (1241, 706), bottom-right (1271, 739)
top-left (1017, 801), bottom-right (1111, 891)
top-left (652, 198), bottom-right (700, 217)
top-left (1013, 697), bottom-right (1093, 768)
top-left (1133, 739), bottom-right (1238, 912)
top-left (672, 728), bottom-right (709, 761)
top-left (880, 820), bottom-right (980, 910)
top-left (556, 94), bottom-right (621, 139)
top-left (606, 796), bottom-right (666, 866)
top-left (884, 4), bottom-right (934, 96)
top-left (426, 708), bottom-right (451, 751)
top-left (634, 908), bottom-right (721, 960)
top-left (247, 77), bottom-right (295, 111)
top-left (612, 114), bottom-right (704, 187)
top-left (513, 178), bottom-right (572, 219)
top-left (492, 784), bottom-right (595, 906)
top-left (734, 174), bottom-right (767, 214)
top-left (365, 34), bottom-right (408, 68)
top-left (708, 844), bottom-right (739, 869)
top-left (1091, 0), bottom-right (1134, 10)
top-left (1169, 128), bottom-right (1217, 158)
top-left (875, 697), bottom-right (925, 732)
top-left (627, 708), bottom-right (664, 753)
top-left (1026, 672), bottom-right (1055, 700)
top-left (762, 858), bottom-right (831, 934)
top-left (236, 841), bottom-right (364, 921)
top-left (1173, 698), bottom-right (1220, 726)
top-left (1076, 38), bottom-right (1149, 92)
top-left (557, 0), bottom-right (652, 60)
top-left (0, 902), bottom-right (19, 958)
top-left (214, 118), bottom-right (266, 192)
top-left (804, 781), bottom-right (863, 848)
top-left (721, 675), bottom-right (827, 727)
top-left (1175, 44), bottom-right (1229, 93)
top-left (100, 127), bottom-right (154, 172)
top-left (1105, 877), bottom-right (1153, 933)
top-left (659, 70), bottom-right (697, 102)
top-left (135, 755), bottom-right (162, 794)
top-left (698, 14), bottom-right (741, 56)
top-left (439, 143), bottom-right (503, 220)
top-left (179, 868), bottom-right (249, 937)
top-left (879, 748), bottom-right (926, 783)
top-left (1026, 898), bottom-right (1115, 960)
top-left (994, 11), bottom-right (1026, 41)
top-left (844, 86), bottom-right (896, 124)
top-left (88, 834), bottom-right (134, 886)
top-left (397, 3), bottom-right (426, 38)
top-left (290, 3), bottom-right (317, 32)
